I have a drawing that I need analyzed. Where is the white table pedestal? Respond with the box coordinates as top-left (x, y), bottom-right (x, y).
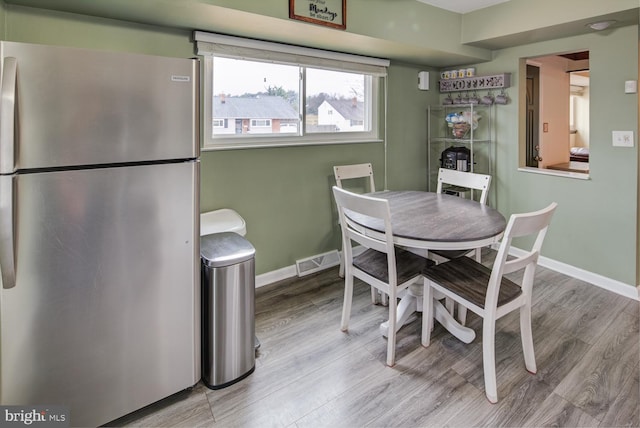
top-left (379, 282), bottom-right (476, 344)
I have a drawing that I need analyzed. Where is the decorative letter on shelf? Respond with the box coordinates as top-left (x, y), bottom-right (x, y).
top-left (439, 73), bottom-right (511, 93)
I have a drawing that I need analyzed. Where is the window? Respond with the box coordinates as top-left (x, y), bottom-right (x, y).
top-left (195, 31), bottom-right (388, 150)
top-left (250, 119), bottom-right (272, 128)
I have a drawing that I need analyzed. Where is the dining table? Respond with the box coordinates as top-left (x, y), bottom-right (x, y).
top-left (345, 190), bottom-right (507, 343)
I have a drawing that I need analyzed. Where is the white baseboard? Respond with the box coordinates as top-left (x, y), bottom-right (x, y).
top-left (256, 248), bottom-right (359, 288)
top-left (506, 246), bottom-right (640, 301)
top-left (256, 247), bottom-right (640, 302)
top-left (256, 265), bottom-right (297, 288)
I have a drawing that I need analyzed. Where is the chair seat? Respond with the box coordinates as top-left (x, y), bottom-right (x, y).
top-left (422, 256), bottom-right (522, 309)
top-left (354, 248), bottom-right (434, 284)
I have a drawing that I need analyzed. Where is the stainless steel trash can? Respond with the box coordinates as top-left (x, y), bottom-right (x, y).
top-left (201, 232), bottom-right (256, 389)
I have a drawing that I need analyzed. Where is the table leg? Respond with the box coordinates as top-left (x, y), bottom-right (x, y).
top-left (433, 300), bottom-right (475, 343)
top-left (379, 291), bottom-right (417, 337)
top-left (379, 283), bottom-right (476, 344)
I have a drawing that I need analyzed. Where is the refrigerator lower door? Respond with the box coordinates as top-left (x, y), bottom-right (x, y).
top-left (0, 161), bottom-right (200, 427)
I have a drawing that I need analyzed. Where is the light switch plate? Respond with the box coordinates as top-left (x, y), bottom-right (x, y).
top-left (612, 130), bottom-right (634, 147)
top-left (625, 80), bottom-right (637, 94)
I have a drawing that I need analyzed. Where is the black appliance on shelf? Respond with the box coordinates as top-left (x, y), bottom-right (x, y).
top-left (440, 146), bottom-right (471, 172)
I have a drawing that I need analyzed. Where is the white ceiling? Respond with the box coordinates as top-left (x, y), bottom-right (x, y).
top-left (416, 0), bottom-right (511, 14)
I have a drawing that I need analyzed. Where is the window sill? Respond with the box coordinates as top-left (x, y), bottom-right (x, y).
top-left (518, 166), bottom-right (590, 180)
top-left (202, 137), bottom-right (384, 151)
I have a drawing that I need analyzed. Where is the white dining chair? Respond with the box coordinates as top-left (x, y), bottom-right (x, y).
top-left (333, 163), bottom-right (386, 305)
top-left (433, 168), bottom-right (492, 261)
top-left (421, 202), bottom-right (557, 403)
top-left (432, 168), bottom-right (493, 324)
top-left (332, 186), bottom-right (432, 367)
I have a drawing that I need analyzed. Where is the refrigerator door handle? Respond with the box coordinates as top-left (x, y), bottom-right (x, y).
top-left (1, 57), bottom-right (17, 174)
top-left (0, 176), bottom-right (16, 289)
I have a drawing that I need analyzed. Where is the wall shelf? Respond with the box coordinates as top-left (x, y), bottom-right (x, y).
top-left (439, 73), bottom-right (511, 93)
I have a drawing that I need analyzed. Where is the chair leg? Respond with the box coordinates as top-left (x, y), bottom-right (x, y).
top-left (482, 318), bottom-right (499, 403)
top-left (338, 251), bottom-right (345, 278)
top-left (340, 273), bottom-right (354, 331)
top-left (457, 306), bottom-right (468, 325)
top-left (474, 247), bottom-right (482, 263)
top-left (380, 291), bottom-right (389, 306)
top-left (421, 278), bottom-right (434, 347)
top-left (371, 286), bottom-right (379, 304)
top-left (445, 297), bottom-right (454, 314)
top-left (386, 293), bottom-right (398, 366)
top-left (371, 288), bottom-right (389, 306)
top-left (448, 248), bottom-right (475, 327)
top-left (520, 304), bottom-right (537, 374)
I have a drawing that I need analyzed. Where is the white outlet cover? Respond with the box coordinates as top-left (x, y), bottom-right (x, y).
top-left (612, 130), bottom-right (634, 147)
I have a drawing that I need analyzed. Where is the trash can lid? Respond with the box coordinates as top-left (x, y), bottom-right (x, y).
top-left (201, 232), bottom-right (255, 268)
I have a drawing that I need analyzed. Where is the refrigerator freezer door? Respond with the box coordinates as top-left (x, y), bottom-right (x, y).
top-left (0, 41), bottom-right (199, 173)
top-left (0, 161), bottom-right (200, 427)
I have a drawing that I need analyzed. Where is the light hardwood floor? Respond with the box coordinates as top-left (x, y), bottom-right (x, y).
top-left (112, 250), bottom-right (639, 427)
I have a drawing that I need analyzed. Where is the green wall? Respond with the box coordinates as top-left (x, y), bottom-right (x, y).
top-left (462, 0), bottom-right (638, 45)
top-left (466, 26), bottom-right (639, 285)
top-left (0, 2), bottom-right (5, 37)
top-left (5, 4), bottom-right (192, 56)
top-left (386, 63), bottom-right (433, 191)
top-left (2, 3), bottom-right (438, 275)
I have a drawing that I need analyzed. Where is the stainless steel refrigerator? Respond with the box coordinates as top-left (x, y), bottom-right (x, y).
top-left (0, 41), bottom-right (200, 427)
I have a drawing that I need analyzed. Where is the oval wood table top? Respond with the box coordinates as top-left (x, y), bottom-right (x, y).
top-left (347, 190), bottom-right (507, 251)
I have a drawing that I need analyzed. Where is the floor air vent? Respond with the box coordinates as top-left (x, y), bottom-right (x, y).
top-left (295, 250), bottom-right (340, 277)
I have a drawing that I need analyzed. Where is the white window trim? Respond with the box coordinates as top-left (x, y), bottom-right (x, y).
top-left (195, 31), bottom-right (389, 151)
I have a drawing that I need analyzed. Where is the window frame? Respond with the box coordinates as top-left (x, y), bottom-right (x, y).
top-left (196, 31), bottom-right (388, 151)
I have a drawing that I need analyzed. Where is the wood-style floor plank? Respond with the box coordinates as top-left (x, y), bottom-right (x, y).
top-left (114, 258), bottom-right (640, 428)
top-left (553, 310), bottom-right (639, 421)
top-left (599, 366), bottom-right (639, 427)
top-left (522, 392), bottom-right (601, 427)
top-left (212, 351), bottom-right (382, 427)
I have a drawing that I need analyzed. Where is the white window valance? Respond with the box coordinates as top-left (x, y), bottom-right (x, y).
top-left (194, 31), bottom-right (389, 77)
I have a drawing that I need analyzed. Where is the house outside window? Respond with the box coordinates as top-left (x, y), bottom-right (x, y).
top-left (317, 98), bottom-right (365, 132)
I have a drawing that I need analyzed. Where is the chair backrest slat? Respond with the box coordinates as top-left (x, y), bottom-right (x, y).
top-left (437, 168), bottom-right (491, 204)
top-left (334, 163), bottom-right (375, 193)
top-left (343, 221), bottom-right (389, 254)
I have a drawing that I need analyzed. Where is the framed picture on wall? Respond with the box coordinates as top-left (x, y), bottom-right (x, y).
top-left (289, 0), bottom-right (346, 30)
